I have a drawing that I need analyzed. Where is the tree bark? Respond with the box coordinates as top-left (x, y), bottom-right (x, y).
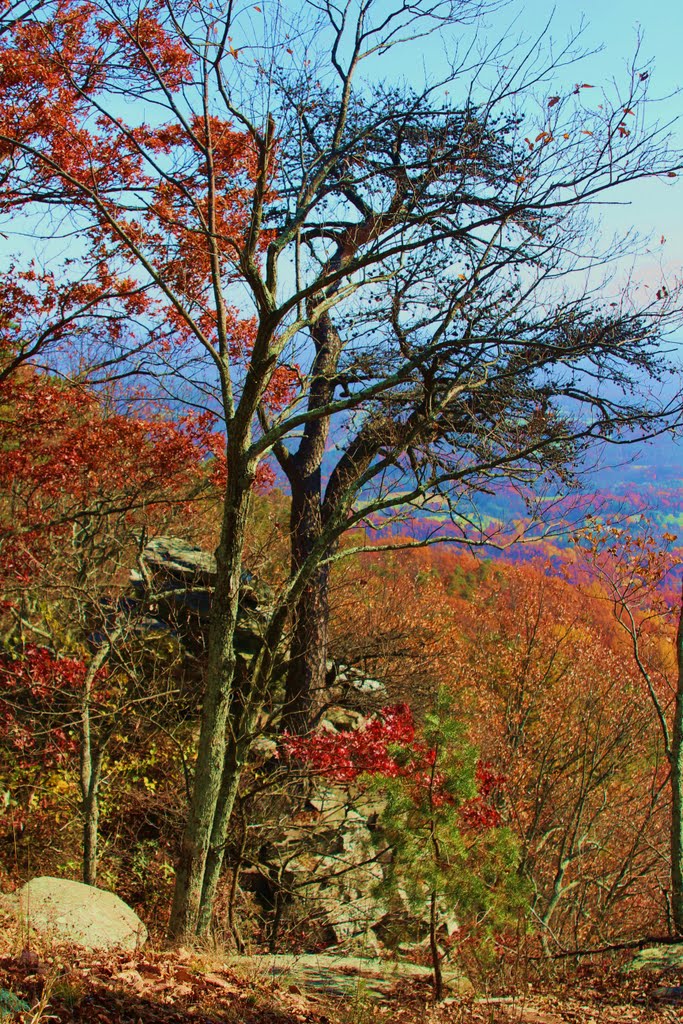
top-left (274, 310), bottom-right (343, 735)
top-left (167, 473), bottom-right (252, 941)
top-left (282, 471), bottom-right (330, 734)
top-left (196, 711), bottom-right (252, 935)
top-left (429, 891), bottom-right (443, 1002)
top-left (79, 643), bottom-right (110, 887)
top-left (226, 799), bottom-right (248, 952)
top-left (81, 747), bottom-right (104, 887)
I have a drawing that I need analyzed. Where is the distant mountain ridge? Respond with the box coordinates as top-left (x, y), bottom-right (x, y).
top-left (352, 432), bottom-right (683, 554)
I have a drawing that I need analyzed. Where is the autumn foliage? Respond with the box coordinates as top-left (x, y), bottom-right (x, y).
top-left (0, 458), bottom-right (681, 954)
top-left (0, 368), bottom-right (227, 595)
top-left (0, 0), bottom-right (280, 383)
top-left (0, 645), bottom-right (84, 770)
top-left (280, 704), bottom-right (503, 831)
top-left (316, 543), bottom-right (676, 946)
top-left (2, 0), bottom-right (683, 982)
top-left (280, 704), bottom-right (417, 783)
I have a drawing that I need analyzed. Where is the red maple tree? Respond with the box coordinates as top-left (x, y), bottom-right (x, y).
top-left (280, 704), bottom-right (503, 831)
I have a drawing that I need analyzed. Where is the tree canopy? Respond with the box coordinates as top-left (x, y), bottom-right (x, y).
top-left (1, 0), bottom-right (682, 940)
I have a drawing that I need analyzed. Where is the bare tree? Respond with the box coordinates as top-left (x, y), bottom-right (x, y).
top-left (578, 525), bottom-right (683, 933)
top-left (0, 0), bottom-right (681, 939)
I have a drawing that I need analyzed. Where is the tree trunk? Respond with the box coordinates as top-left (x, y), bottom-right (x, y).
top-left (429, 891), bottom-right (443, 1002)
top-left (79, 645), bottom-right (109, 887)
top-left (83, 799), bottom-right (99, 886)
top-left (195, 587), bottom-right (311, 930)
top-left (196, 730), bottom-right (248, 935)
top-left (81, 747), bottom-right (104, 886)
top-left (167, 476), bottom-right (252, 942)
top-left (275, 310), bottom-right (343, 735)
top-left (671, 583), bottom-right (683, 933)
top-left (226, 799), bottom-right (248, 952)
top-left (281, 471), bottom-right (330, 734)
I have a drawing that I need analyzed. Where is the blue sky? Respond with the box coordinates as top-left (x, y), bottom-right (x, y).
top-left (518, 0), bottom-right (683, 267)
top-left (369, 0), bottom-right (682, 300)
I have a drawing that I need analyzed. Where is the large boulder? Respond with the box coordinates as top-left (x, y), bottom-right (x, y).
top-left (2, 877), bottom-right (147, 951)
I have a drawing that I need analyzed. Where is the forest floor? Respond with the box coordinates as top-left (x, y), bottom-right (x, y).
top-left (3, 909), bottom-right (683, 1024)
top-left (2, 945), bottom-right (683, 1023)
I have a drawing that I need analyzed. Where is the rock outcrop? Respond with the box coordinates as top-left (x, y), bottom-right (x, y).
top-left (2, 877), bottom-right (147, 951)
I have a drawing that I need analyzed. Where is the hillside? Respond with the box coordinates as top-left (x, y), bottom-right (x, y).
top-left (3, 520), bottom-right (682, 1006)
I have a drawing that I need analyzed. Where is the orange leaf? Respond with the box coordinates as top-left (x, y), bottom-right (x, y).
top-left (548, 96), bottom-right (560, 107)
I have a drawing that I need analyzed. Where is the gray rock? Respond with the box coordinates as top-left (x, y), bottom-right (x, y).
top-left (230, 953), bottom-right (471, 999)
top-left (627, 945), bottom-right (683, 971)
top-left (651, 985), bottom-right (683, 1003)
top-left (127, 536), bottom-right (268, 657)
top-left (6, 877), bottom-right (147, 951)
top-left (273, 786), bottom-right (389, 946)
top-left (336, 668), bottom-right (385, 695)
top-left (250, 735), bottom-right (278, 760)
top-left (141, 536), bottom-right (217, 579)
top-left (322, 707), bottom-right (366, 731)
top-left (326, 662), bottom-right (387, 700)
